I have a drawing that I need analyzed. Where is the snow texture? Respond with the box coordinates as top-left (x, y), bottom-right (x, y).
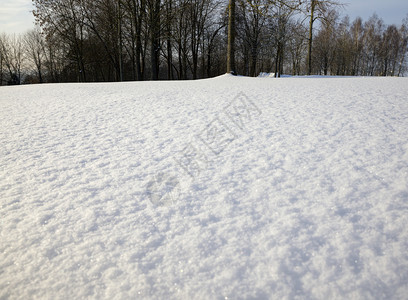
top-left (1, 75), bottom-right (408, 299)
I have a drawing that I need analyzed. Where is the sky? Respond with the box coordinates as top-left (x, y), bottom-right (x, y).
top-left (0, 0), bottom-right (407, 34)
top-left (0, 0), bottom-right (36, 34)
top-left (341, 0), bottom-right (407, 25)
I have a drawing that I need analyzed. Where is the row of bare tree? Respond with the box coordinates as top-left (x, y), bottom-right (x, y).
top-left (313, 13), bottom-right (408, 76)
top-left (0, 0), bottom-right (407, 85)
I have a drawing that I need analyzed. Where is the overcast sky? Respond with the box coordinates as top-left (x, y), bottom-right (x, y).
top-left (0, 0), bottom-right (407, 34)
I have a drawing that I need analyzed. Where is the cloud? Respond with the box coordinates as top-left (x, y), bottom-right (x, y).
top-left (0, 0), bottom-right (35, 34)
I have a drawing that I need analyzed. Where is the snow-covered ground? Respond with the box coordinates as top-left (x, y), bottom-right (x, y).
top-left (1, 75), bottom-right (408, 299)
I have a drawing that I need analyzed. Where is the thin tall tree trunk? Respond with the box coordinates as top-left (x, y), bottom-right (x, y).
top-left (227, 0), bottom-right (236, 75)
top-left (250, 41), bottom-right (257, 77)
top-left (0, 53), bottom-right (3, 85)
top-left (118, 0), bottom-right (123, 81)
top-left (274, 46), bottom-right (279, 77)
top-left (398, 54), bottom-right (405, 76)
top-left (150, 0), bottom-right (160, 80)
top-left (307, 0), bottom-right (316, 75)
top-left (166, 0), bottom-right (173, 80)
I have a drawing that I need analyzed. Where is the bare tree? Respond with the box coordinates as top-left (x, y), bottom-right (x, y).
top-left (397, 16), bottom-right (408, 76)
top-left (304, 0), bottom-right (342, 75)
top-left (0, 33), bottom-right (25, 84)
top-left (238, 0), bottom-right (269, 77)
top-left (146, 0), bottom-right (161, 80)
top-left (312, 9), bottom-right (337, 75)
top-left (22, 0), bottom-right (407, 81)
top-left (287, 20), bottom-right (307, 75)
top-left (24, 27), bottom-right (46, 83)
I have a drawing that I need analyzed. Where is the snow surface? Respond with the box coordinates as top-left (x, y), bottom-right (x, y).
top-left (1, 75), bottom-right (408, 299)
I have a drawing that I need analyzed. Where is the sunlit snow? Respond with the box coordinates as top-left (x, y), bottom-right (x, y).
top-left (1, 75), bottom-right (408, 298)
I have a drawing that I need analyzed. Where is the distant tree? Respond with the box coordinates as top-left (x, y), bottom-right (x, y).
top-left (204, 18), bottom-right (226, 77)
top-left (33, 0), bottom-right (88, 82)
top-left (313, 9), bottom-right (337, 75)
top-left (380, 24), bottom-right (400, 76)
top-left (270, 2), bottom-right (294, 77)
top-left (24, 27), bottom-right (46, 83)
top-left (287, 20), bottom-right (308, 75)
top-left (362, 14), bottom-right (384, 75)
top-left (0, 34), bottom-right (5, 85)
top-left (20, 0), bottom-right (408, 81)
top-left (397, 16), bottom-right (408, 76)
top-left (0, 33), bottom-right (24, 85)
top-left (334, 16), bottom-right (353, 75)
top-left (349, 17), bottom-right (364, 75)
top-left (237, 0), bottom-right (268, 77)
top-left (146, 0), bottom-right (161, 80)
top-left (304, 0), bottom-right (342, 75)
top-left (121, 0), bottom-right (147, 81)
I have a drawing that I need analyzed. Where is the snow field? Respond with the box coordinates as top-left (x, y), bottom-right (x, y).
top-left (1, 75), bottom-right (408, 299)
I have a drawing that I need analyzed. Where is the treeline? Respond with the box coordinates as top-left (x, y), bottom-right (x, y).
top-left (0, 0), bottom-right (407, 85)
top-left (313, 13), bottom-right (408, 76)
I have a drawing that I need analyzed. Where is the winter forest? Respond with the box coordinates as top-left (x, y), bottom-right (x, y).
top-left (1, 0), bottom-right (408, 85)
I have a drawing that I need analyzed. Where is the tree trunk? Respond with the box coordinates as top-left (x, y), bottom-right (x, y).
top-left (323, 54), bottom-right (328, 75)
top-left (398, 54), bottom-right (405, 76)
top-left (279, 44), bottom-right (284, 76)
top-left (307, 0), bottom-right (316, 75)
top-left (150, 0), bottom-right (160, 80)
top-left (227, 0), bottom-right (236, 75)
top-left (118, 0), bottom-right (123, 81)
top-left (151, 39), bottom-right (159, 80)
top-left (166, 0), bottom-right (173, 80)
top-left (38, 60), bottom-right (43, 83)
top-left (0, 52), bottom-right (3, 85)
top-left (249, 42), bottom-right (257, 77)
top-left (274, 46), bottom-right (279, 77)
